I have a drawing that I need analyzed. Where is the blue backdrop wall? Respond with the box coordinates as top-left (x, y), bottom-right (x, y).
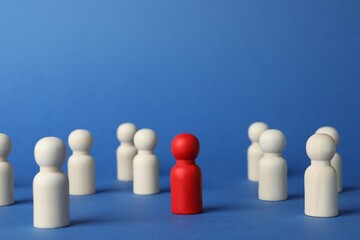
top-left (1, 0), bottom-right (360, 186)
top-left (0, 3), bottom-right (359, 237)
top-left (1, 0), bottom-right (359, 185)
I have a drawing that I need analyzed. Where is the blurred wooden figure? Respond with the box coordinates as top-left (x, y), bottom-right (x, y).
top-left (133, 129), bottom-right (159, 195)
top-left (68, 129), bottom-right (95, 195)
top-left (0, 133), bottom-right (14, 206)
top-left (316, 126), bottom-right (342, 192)
top-left (117, 123), bottom-right (137, 181)
top-left (258, 129), bottom-right (287, 201)
top-left (248, 122), bottom-right (269, 182)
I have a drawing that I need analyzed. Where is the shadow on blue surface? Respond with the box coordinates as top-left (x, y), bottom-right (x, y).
top-left (96, 187), bottom-right (117, 195)
top-left (71, 218), bottom-right (103, 227)
top-left (204, 205), bottom-right (242, 213)
top-left (95, 185), bottom-right (170, 195)
top-left (160, 188), bottom-right (170, 194)
top-left (342, 186), bottom-right (360, 193)
top-left (288, 193), bottom-right (303, 200)
top-left (340, 209), bottom-right (360, 216)
top-left (15, 198), bottom-right (32, 205)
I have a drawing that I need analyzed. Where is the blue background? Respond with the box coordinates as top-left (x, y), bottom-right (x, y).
top-left (0, 0), bottom-right (360, 239)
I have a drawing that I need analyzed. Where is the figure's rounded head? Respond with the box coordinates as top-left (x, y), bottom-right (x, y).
top-left (134, 129), bottom-right (157, 151)
top-left (259, 129), bottom-right (286, 153)
top-left (316, 126), bottom-right (340, 146)
top-left (248, 122), bottom-right (269, 142)
top-left (306, 133), bottom-right (336, 161)
top-left (34, 137), bottom-right (66, 167)
top-left (117, 123), bottom-right (137, 142)
top-left (68, 129), bottom-right (93, 152)
top-left (0, 133), bottom-right (12, 158)
top-left (171, 133), bottom-right (200, 160)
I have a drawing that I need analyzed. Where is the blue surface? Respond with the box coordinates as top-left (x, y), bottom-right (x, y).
top-left (0, 0), bottom-right (360, 239)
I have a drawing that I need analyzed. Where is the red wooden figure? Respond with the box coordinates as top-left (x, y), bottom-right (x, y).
top-left (170, 133), bottom-right (202, 214)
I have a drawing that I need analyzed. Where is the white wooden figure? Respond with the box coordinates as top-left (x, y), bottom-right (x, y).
top-left (33, 137), bottom-right (70, 228)
top-left (248, 122), bottom-right (269, 182)
top-left (68, 129), bottom-right (95, 195)
top-left (316, 126), bottom-right (342, 192)
top-left (305, 133), bottom-right (338, 217)
top-left (0, 133), bottom-right (14, 206)
top-left (133, 129), bottom-right (159, 195)
top-left (117, 123), bottom-right (137, 181)
top-left (258, 129), bottom-right (287, 201)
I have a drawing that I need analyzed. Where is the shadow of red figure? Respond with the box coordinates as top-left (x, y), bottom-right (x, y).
top-left (170, 133), bottom-right (202, 214)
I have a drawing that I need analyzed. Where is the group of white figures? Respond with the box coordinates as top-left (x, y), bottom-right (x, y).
top-left (0, 123), bottom-right (160, 229)
top-left (0, 121), bottom-right (343, 230)
top-left (248, 122), bottom-right (342, 217)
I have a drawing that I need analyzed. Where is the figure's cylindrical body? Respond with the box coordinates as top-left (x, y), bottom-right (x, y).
top-left (258, 155), bottom-right (287, 201)
top-left (315, 126), bottom-right (341, 193)
top-left (171, 161), bottom-right (202, 214)
top-left (117, 144), bottom-right (137, 181)
top-left (305, 162), bottom-right (338, 217)
top-left (0, 161), bottom-right (14, 206)
top-left (68, 155), bottom-right (95, 195)
top-left (331, 153), bottom-right (342, 192)
top-left (247, 143), bottom-right (263, 182)
top-left (33, 170), bottom-right (70, 228)
top-left (133, 152), bottom-right (159, 195)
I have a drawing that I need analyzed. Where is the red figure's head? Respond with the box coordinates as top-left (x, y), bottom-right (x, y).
top-left (171, 133), bottom-right (200, 161)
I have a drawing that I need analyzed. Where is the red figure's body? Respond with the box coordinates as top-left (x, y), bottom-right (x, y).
top-left (170, 133), bottom-right (202, 214)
